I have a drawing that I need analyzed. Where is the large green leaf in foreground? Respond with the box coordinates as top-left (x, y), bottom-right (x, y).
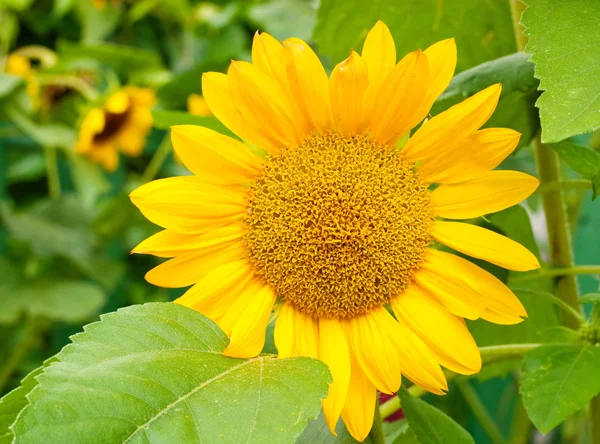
top-left (11, 303), bottom-right (330, 443)
top-left (522, 0), bottom-right (600, 142)
top-left (314, 0), bottom-right (515, 71)
top-left (520, 344), bottom-right (600, 433)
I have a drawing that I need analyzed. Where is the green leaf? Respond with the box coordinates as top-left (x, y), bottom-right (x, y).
top-left (580, 293), bottom-right (600, 305)
top-left (522, 0), bottom-right (600, 143)
top-left (0, 74), bottom-right (23, 99)
top-left (314, 0), bottom-right (516, 71)
top-left (520, 344), bottom-right (600, 433)
top-left (297, 412), bottom-right (372, 443)
top-left (549, 141), bottom-right (600, 180)
top-left (57, 40), bottom-right (163, 74)
top-left (382, 421), bottom-right (419, 444)
top-left (12, 303), bottom-right (330, 443)
top-left (431, 52), bottom-right (540, 148)
top-left (0, 366), bottom-right (43, 444)
top-left (247, 0), bottom-right (317, 42)
top-left (0, 0), bottom-right (34, 11)
top-left (151, 110), bottom-right (236, 138)
top-left (72, 0), bottom-right (122, 41)
top-left (399, 387), bottom-right (474, 444)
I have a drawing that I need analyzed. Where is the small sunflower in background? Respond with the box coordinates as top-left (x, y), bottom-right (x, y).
top-left (130, 21), bottom-right (540, 442)
top-left (4, 52), bottom-right (42, 109)
top-left (76, 87), bottom-right (155, 171)
top-left (187, 94), bottom-right (212, 116)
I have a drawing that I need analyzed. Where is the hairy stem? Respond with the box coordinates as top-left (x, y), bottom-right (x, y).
top-left (458, 381), bottom-right (505, 444)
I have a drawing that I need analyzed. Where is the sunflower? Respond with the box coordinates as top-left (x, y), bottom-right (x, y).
top-left (130, 21), bottom-right (540, 441)
top-left (4, 53), bottom-right (41, 108)
top-left (76, 87), bottom-right (155, 171)
top-left (187, 94), bottom-right (212, 116)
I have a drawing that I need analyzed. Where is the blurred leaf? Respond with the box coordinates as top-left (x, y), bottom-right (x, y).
top-left (72, 0), bottom-right (122, 41)
top-left (0, 0), bottom-right (34, 11)
top-left (399, 386), bottom-right (474, 444)
top-left (0, 366), bottom-right (43, 444)
top-left (52, 0), bottom-right (74, 17)
top-left (314, 0), bottom-right (516, 71)
top-left (57, 40), bottom-right (163, 74)
top-left (0, 258), bottom-right (105, 324)
top-left (12, 303), bottom-right (330, 443)
top-left (522, 0), bottom-right (600, 143)
top-left (549, 140), bottom-right (600, 199)
top-left (65, 153), bottom-right (110, 208)
top-left (431, 53), bottom-right (540, 148)
top-left (0, 74), bottom-right (22, 99)
top-left (6, 153), bottom-right (46, 184)
top-left (580, 293), bottom-right (600, 305)
top-left (298, 411), bottom-right (372, 443)
top-left (0, 10), bottom-right (19, 53)
top-left (247, 0), bottom-right (317, 42)
top-left (1, 197), bottom-right (94, 262)
top-left (520, 344), bottom-right (600, 433)
top-left (151, 110), bottom-right (235, 137)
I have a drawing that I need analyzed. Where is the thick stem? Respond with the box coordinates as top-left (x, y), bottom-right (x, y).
top-left (539, 179), bottom-right (592, 193)
top-left (590, 395), bottom-right (600, 444)
top-left (458, 381), bottom-right (505, 444)
top-left (44, 146), bottom-right (61, 199)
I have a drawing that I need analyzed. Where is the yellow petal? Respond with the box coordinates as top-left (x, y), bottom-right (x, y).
top-left (346, 307), bottom-right (401, 394)
top-left (427, 249), bottom-right (527, 324)
top-left (432, 171), bottom-right (540, 219)
top-left (392, 286), bottom-right (481, 375)
top-left (414, 251), bottom-right (486, 320)
top-left (402, 84), bottom-right (502, 164)
top-left (293, 307), bottom-right (319, 358)
top-left (319, 317), bottom-right (351, 434)
top-left (369, 50), bottom-right (429, 145)
top-left (171, 125), bottom-right (264, 185)
top-left (329, 50), bottom-right (369, 136)
top-left (361, 21), bottom-right (396, 118)
top-left (132, 224), bottom-right (245, 257)
top-left (187, 94), bottom-right (212, 116)
top-left (175, 259), bottom-right (254, 321)
top-left (76, 108), bottom-right (105, 154)
top-left (228, 60), bottom-right (300, 149)
top-left (223, 279), bottom-right (276, 358)
top-left (274, 302), bottom-right (296, 359)
top-left (129, 177), bottom-right (247, 233)
top-left (422, 38), bottom-right (457, 109)
top-left (283, 37), bottom-right (334, 133)
top-left (419, 128), bottom-right (521, 184)
top-left (431, 221), bottom-right (541, 271)
top-left (385, 316), bottom-right (448, 395)
top-left (340, 354), bottom-right (377, 442)
top-left (202, 72), bottom-right (279, 153)
top-left (145, 242), bottom-right (246, 288)
top-left (104, 90), bottom-right (130, 113)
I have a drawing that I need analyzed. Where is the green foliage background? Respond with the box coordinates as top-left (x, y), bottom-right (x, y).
top-left (1, 0), bottom-right (600, 443)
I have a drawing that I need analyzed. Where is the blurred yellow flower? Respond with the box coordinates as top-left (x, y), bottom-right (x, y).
top-left (76, 87), bottom-right (155, 171)
top-left (4, 53), bottom-right (40, 109)
top-left (130, 21), bottom-right (540, 441)
top-left (187, 94), bottom-right (212, 116)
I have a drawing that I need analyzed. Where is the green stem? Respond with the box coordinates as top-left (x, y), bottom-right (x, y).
top-left (0, 318), bottom-right (38, 393)
top-left (140, 134), bottom-right (172, 183)
top-left (44, 146), bottom-right (61, 199)
top-left (590, 395), bottom-right (600, 444)
top-left (539, 179), bottom-right (592, 193)
top-left (513, 266), bottom-right (600, 281)
top-left (369, 400), bottom-right (385, 444)
top-left (457, 381), bottom-right (505, 444)
top-left (379, 344), bottom-right (541, 420)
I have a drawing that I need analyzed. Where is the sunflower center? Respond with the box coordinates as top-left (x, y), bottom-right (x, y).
top-left (244, 132), bottom-right (433, 318)
top-left (93, 105), bottom-right (131, 143)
